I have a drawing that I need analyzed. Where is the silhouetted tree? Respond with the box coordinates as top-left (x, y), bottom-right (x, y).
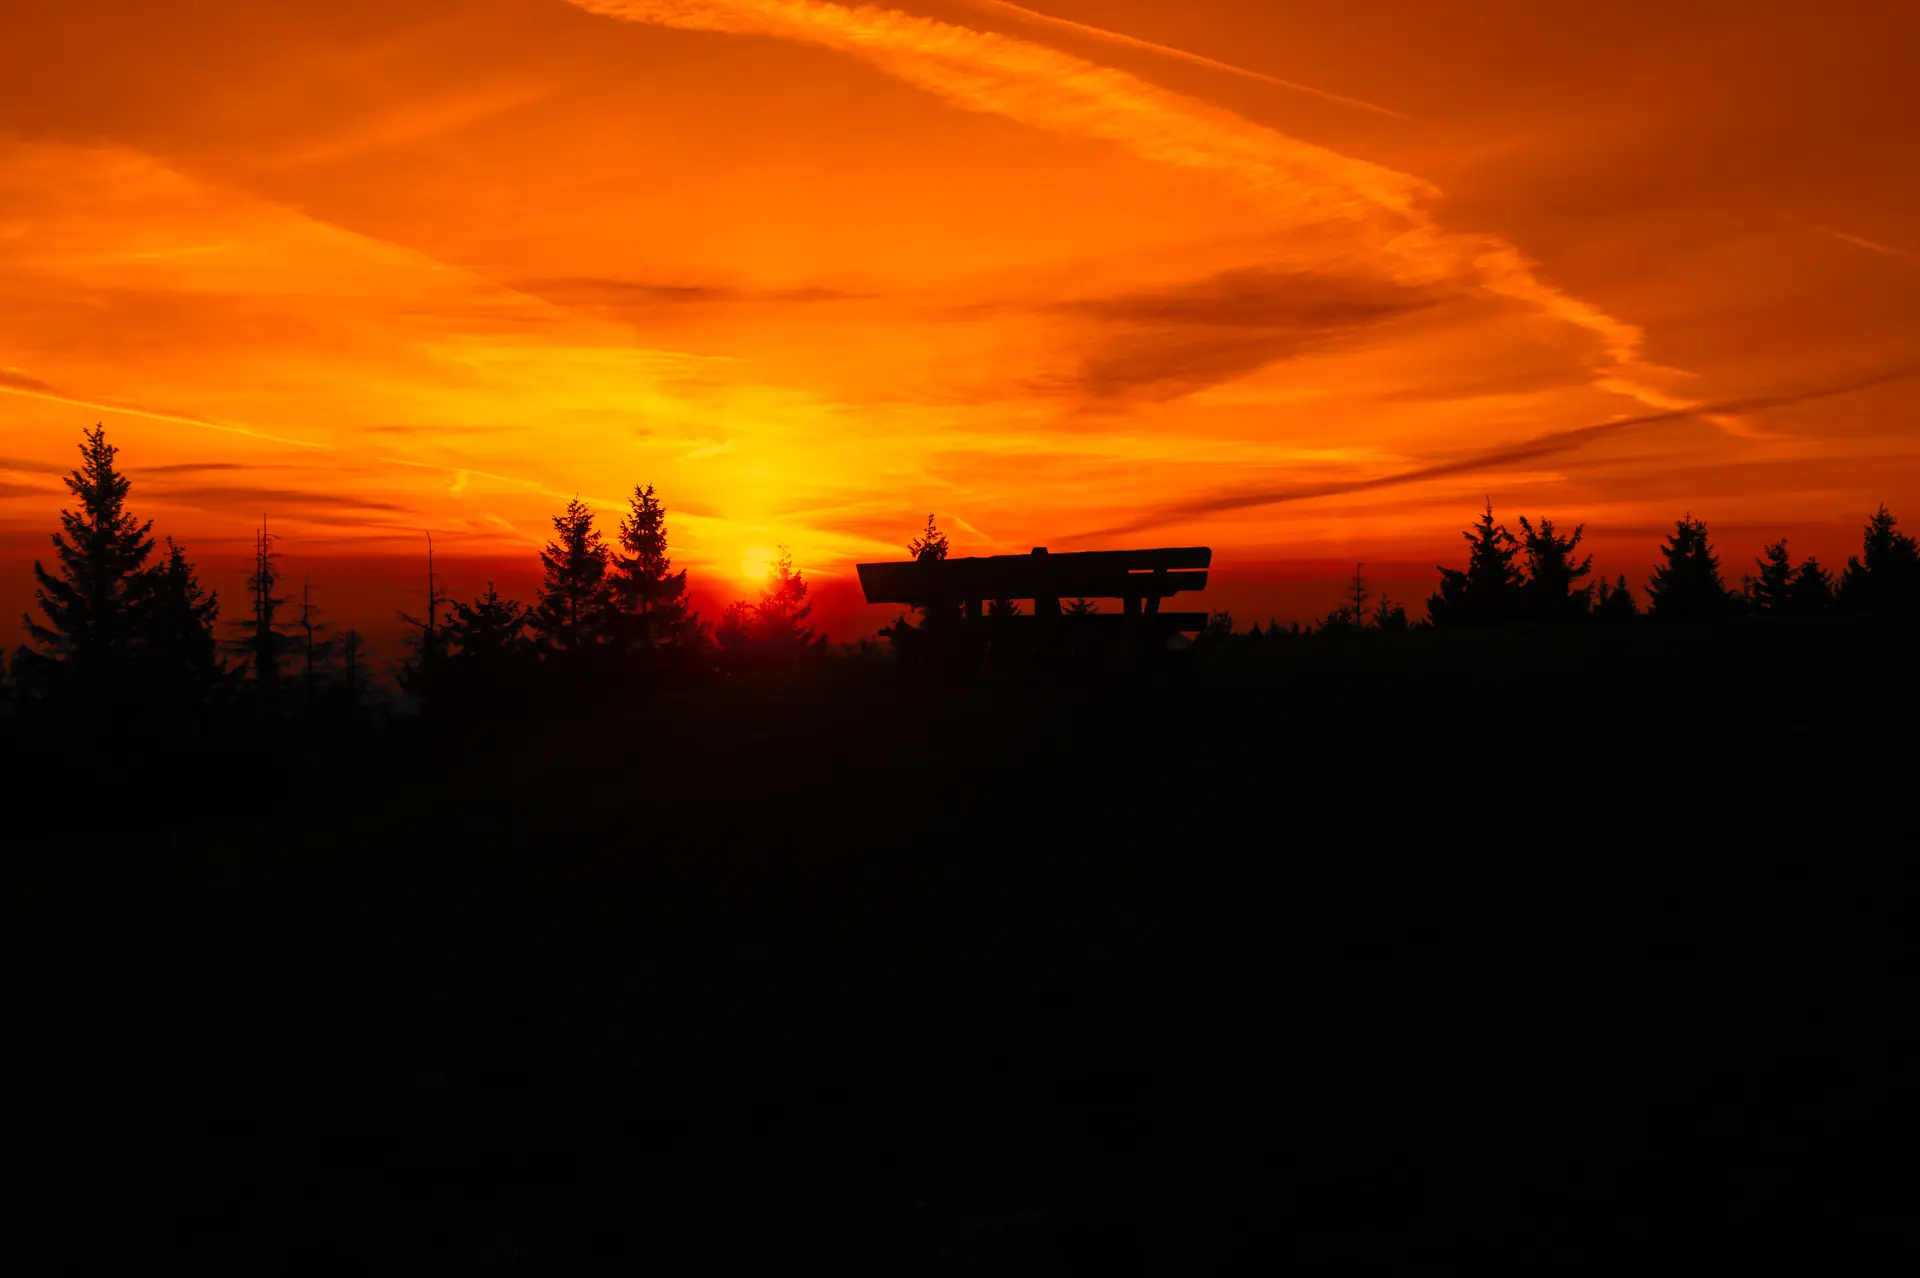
top-left (1345, 563), bottom-right (1371, 627)
top-left (754, 546), bottom-right (816, 650)
top-left (1647, 515), bottom-right (1738, 622)
top-left (901, 512), bottom-right (963, 633)
top-left (534, 498), bottom-right (617, 653)
top-left (1744, 540), bottom-right (1796, 614)
top-left (1371, 598), bottom-right (1410, 631)
top-left (1428, 502), bottom-right (1524, 627)
top-left (1745, 539), bottom-right (1838, 617)
top-left (396, 532), bottom-right (450, 697)
top-left (1317, 603), bottom-right (1358, 633)
top-left (719, 546), bottom-right (818, 658)
top-left (612, 484), bottom-right (694, 651)
top-left (137, 537), bottom-right (224, 715)
top-left (1204, 610), bottom-right (1236, 640)
top-left (296, 575), bottom-right (336, 709)
top-left (338, 629), bottom-right (371, 717)
top-left (716, 600), bottom-right (757, 653)
top-left (20, 424), bottom-right (155, 697)
top-left (1788, 557), bottom-right (1836, 614)
top-left (1837, 505), bottom-right (1920, 611)
top-left (436, 583), bottom-right (536, 707)
top-left (908, 512), bottom-right (949, 564)
top-left (446, 583), bottom-right (534, 665)
top-left (229, 522), bottom-right (297, 703)
top-left (1518, 516), bottom-right (1594, 619)
top-left (987, 598), bottom-right (1021, 618)
top-left (1064, 597), bottom-right (1099, 616)
top-left (1595, 574), bottom-right (1640, 621)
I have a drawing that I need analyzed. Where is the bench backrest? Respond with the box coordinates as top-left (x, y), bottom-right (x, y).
top-left (857, 546), bottom-right (1211, 605)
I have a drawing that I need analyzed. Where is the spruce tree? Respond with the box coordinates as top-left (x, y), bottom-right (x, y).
top-left (612, 484), bottom-right (693, 651)
top-left (1344, 563), bottom-right (1371, 628)
top-left (1595, 574), bottom-right (1640, 621)
top-left (1744, 540), bottom-right (1795, 614)
top-left (908, 512), bottom-right (950, 563)
top-left (754, 546), bottom-right (816, 649)
top-left (1518, 516), bottom-right (1594, 619)
top-left (1063, 597), bottom-right (1099, 616)
top-left (987, 598), bottom-right (1021, 618)
top-left (446, 583), bottom-right (534, 665)
top-left (904, 513), bottom-right (959, 630)
top-left (1427, 502), bottom-right (1523, 627)
top-left (23, 424), bottom-right (155, 681)
top-left (396, 532), bottom-right (450, 697)
top-left (716, 600), bottom-right (757, 653)
top-left (1788, 558), bottom-right (1836, 614)
top-left (534, 498), bottom-right (617, 652)
top-left (1836, 505), bottom-right (1920, 611)
top-left (138, 537), bottom-right (224, 713)
top-left (338, 629), bottom-right (371, 716)
top-left (1317, 602), bottom-right (1358, 632)
top-left (296, 575), bottom-right (336, 710)
top-left (229, 522), bottom-right (297, 702)
top-left (1371, 598), bottom-right (1410, 631)
top-left (719, 549), bottom-right (817, 658)
top-left (1647, 515), bottom-right (1737, 622)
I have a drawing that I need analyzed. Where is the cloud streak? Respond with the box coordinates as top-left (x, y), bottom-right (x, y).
top-left (145, 485), bottom-right (417, 516)
top-left (1816, 225), bottom-right (1920, 265)
top-left (1047, 267), bottom-right (1443, 402)
top-left (0, 366), bottom-right (55, 393)
top-left (565, 0), bottom-right (1687, 418)
top-left (0, 380), bottom-right (326, 449)
top-left (1084, 367), bottom-right (1920, 537)
top-left (949, 0), bottom-right (1410, 119)
top-left (517, 277), bottom-right (869, 306)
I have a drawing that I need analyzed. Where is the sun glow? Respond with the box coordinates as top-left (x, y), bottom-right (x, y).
top-left (739, 545), bottom-right (777, 586)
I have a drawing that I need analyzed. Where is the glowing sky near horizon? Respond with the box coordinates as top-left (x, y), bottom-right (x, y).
top-left (2, 0), bottom-right (1917, 634)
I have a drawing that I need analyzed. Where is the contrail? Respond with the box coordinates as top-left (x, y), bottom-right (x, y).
top-left (0, 383), bottom-right (326, 450)
top-left (1816, 225), bottom-right (1920, 265)
top-left (0, 381), bottom-right (614, 508)
top-left (1079, 366), bottom-right (1920, 538)
top-left (951, 0), bottom-right (1410, 120)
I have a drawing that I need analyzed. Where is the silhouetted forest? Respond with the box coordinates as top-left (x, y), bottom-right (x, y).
top-left (9, 424), bottom-right (1920, 763)
top-left (7, 424), bottom-right (1918, 1269)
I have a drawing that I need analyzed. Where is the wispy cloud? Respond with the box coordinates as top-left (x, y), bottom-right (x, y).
top-left (0, 378), bottom-right (326, 449)
top-left (256, 81), bottom-right (552, 170)
top-left (1045, 266), bottom-right (1443, 402)
top-left (145, 485), bottom-right (417, 516)
top-left (0, 366), bottom-right (55, 393)
top-left (565, 1), bottom-right (1691, 419)
top-left (1814, 224), bottom-right (1920, 265)
top-left (950, 0), bottom-right (1411, 119)
top-left (516, 277), bottom-right (872, 308)
top-left (1084, 367), bottom-right (1920, 537)
top-left (135, 461), bottom-right (252, 475)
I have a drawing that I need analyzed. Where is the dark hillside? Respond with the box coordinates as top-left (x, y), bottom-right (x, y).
top-left (6, 622), bottom-right (1915, 1270)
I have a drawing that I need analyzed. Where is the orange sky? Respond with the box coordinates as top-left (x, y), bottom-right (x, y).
top-left (4, 0), bottom-right (1918, 643)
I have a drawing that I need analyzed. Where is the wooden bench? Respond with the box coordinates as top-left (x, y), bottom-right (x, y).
top-left (857, 546), bottom-right (1212, 634)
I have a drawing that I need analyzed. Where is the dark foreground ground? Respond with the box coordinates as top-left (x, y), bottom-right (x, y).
top-left (5, 620), bottom-right (1916, 1271)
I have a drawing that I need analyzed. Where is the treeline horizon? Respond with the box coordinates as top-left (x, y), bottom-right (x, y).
top-left (7, 423), bottom-right (1920, 747)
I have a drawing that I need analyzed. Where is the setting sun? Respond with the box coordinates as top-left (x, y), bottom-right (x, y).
top-left (1, 0), bottom-right (1917, 645)
top-left (738, 546), bottom-right (777, 587)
